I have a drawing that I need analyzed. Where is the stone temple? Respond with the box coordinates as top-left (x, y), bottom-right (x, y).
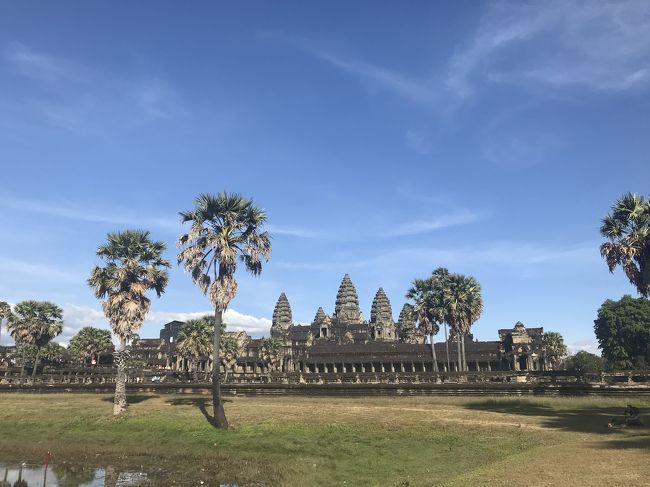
top-left (144, 274), bottom-right (552, 377)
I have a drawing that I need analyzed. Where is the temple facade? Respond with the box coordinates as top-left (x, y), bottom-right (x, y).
top-left (152, 274), bottom-right (552, 377)
top-left (0, 274), bottom-right (553, 377)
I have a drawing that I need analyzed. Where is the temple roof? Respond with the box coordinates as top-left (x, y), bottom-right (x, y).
top-left (312, 307), bottom-right (331, 326)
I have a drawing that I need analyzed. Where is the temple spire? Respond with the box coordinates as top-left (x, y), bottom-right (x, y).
top-left (370, 288), bottom-right (396, 341)
top-left (370, 288), bottom-right (394, 326)
top-left (271, 292), bottom-right (292, 338)
top-left (333, 274), bottom-right (364, 325)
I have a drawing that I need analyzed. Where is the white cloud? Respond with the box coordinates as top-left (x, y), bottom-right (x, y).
top-left (266, 224), bottom-right (320, 239)
top-left (1, 303), bottom-right (273, 347)
top-left (2, 42), bottom-right (185, 132)
top-left (0, 193), bottom-right (179, 232)
top-left (405, 129), bottom-right (435, 154)
top-left (447, 0), bottom-right (650, 97)
top-left (567, 340), bottom-right (600, 355)
top-left (280, 241), bottom-right (599, 272)
top-left (260, 31), bottom-right (439, 105)
top-left (380, 210), bottom-right (484, 237)
top-left (0, 257), bottom-right (79, 283)
top-left (315, 50), bottom-right (438, 104)
top-left (5, 42), bottom-right (73, 81)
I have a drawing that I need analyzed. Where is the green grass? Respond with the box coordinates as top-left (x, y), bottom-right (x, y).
top-left (0, 394), bottom-right (649, 486)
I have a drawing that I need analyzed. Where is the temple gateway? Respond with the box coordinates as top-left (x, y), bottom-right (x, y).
top-left (145, 274), bottom-right (552, 377)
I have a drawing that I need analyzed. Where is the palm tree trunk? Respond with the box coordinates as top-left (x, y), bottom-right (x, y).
top-left (113, 336), bottom-right (128, 415)
top-left (212, 308), bottom-right (228, 429)
top-left (20, 347), bottom-right (26, 376)
top-left (444, 323), bottom-right (451, 373)
top-left (456, 332), bottom-right (461, 373)
top-left (31, 346), bottom-right (41, 377)
top-left (460, 334), bottom-right (467, 372)
top-left (429, 333), bottom-right (438, 372)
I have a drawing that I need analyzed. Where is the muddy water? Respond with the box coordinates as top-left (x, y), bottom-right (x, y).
top-left (0, 463), bottom-right (149, 486)
top-left (0, 462), bottom-right (242, 486)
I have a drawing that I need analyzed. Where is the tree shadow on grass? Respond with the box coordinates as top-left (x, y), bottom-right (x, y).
top-left (166, 397), bottom-right (233, 427)
top-left (101, 394), bottom-right (160, 405)
top-left (463, 398), bottom-right (649, 440)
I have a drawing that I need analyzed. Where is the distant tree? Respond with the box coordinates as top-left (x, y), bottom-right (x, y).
top-left (594, 295), bottom-right (650, 369)
top-left (443, 273), bottom-right (483, 372)
top-left (543, 331), bottom-right (568, 369)
top-left (565, 351), bottom-right (604, 377)
top-left (220, 336), bottom-right (239, 382)
top-left (261, 337), bottom-right (282, 373)
top-left (406, 269), bottom-right (448, 373)
top-left (177, 316), bottom-right (213, 380)
top-left (406, 279), bottom-right (442, 372)
top-left (177, 192), bottom-right (271, 428)
top-left (88, 230), bottom-right (170, 415)
top-left (68, 327), bottom-right (113, 364)
top-left (600, 193), bottom-right (650, 297)
top-left (6, 300), bottom-right (63, 376)
top-left (40, 342), bottom-right (67, 366)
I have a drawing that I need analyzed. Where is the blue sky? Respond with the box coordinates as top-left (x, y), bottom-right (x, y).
top-left (1, 1), bottom-right (648, 352)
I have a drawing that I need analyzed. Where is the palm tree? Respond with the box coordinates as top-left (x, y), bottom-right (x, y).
top-left (442, 273), bottom-right (483, 372)
top-left (177, 317), bottom-right (213, 380)
top-left (600, 193), bottom-right (650, 297)
top-left (177, 192), bottom-right (271, 429)
top-left (220, 336), bottom-right (239, 382)
top-left (88, 230), bottom-right (170, 415)
top-left (6, 300), bottom-right (64, 376)
top-left (429, 268), bottom-right (452, 372)
top-left (406, 278), bottom-right (440, 372)
top-left (40, 341), bottom-right (66, 366)
top-left (406, 268), bottom-right (452, 373)
top-left (543, 331), bottom-right (568, 370)
top-left (68, 327), bottom-right (113, 365)
top-left (261, 337), bottom-right (282, 373)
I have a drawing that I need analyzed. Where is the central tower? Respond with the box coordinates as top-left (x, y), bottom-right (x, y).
top-left (332, 274), bottom-right (365, 326)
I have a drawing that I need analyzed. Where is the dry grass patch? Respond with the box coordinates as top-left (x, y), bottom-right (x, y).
top-left (0, 393), bottom-right (647, 486)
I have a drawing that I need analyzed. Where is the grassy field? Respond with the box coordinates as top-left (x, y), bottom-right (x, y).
top-left (0, 393), bottom-right (649, 486)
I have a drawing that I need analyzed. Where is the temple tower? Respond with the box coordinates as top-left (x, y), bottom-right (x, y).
top-left (332, 274), bottom-right (365, 325)
top-left (312, 307), bottom-right (332, 338)
top-left (369, 288), bottom-right (397, 341)
top-left (271, 293), bottom-right (292, 338)
top-left (396, 303), bottom-right (424, 344)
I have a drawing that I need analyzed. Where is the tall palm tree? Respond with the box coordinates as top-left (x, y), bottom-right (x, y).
top-left (177, 192), bottom-right (271, 429)
top-left (430, 268), bottom-right (451, 372)
top-left (31, 304), bottom-right (64, 377)
top-left (68, 326), bottom-right (113, 365)
top-left (6, 300), bottom-right (63, 376)
top-left (442, 273), bottom-right (483, 372)
top-left (177, 317), bottom-right (213, 380)
top-left (600, 193), bottom-right (650, 297)
top-left (406, 278), bottom-right (440, 372)
top-left (88, 230), bottom-right (170, 415)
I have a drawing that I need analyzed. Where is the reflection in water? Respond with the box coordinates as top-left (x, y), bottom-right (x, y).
top-left (0, 463), bottom-right (149, 487)
top-left (0, 463), bottom-right (241, 486)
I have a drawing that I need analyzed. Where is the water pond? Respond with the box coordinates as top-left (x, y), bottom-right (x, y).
top-left (0, 463), bottom-right (240, 486)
